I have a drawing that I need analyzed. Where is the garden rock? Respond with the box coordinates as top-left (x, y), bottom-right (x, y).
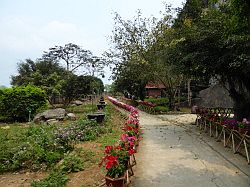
top-left (66, 113), bottom-right (76, 120)
top-left (33, 108), bottom-right (66, 123)
top-left (46, 119), bottom-right (59, 125)
top-left (71, 100), bottom-right (83, 106)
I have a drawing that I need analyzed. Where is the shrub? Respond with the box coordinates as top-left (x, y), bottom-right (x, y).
top-left (154, 106), bottom-right (169, 113)
top-left (0, 85), bottom-right (47, 122)
top-left (145, 98), bottom-right (169, 106)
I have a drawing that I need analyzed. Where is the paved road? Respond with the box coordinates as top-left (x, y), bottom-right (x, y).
top-left (131, 111), bottom-right (250, 187)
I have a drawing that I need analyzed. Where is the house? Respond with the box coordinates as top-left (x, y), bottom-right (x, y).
top-left (145, 82), bottom-right (166, 98)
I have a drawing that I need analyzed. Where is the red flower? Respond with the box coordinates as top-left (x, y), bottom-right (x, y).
top-left (115, 145), bottom-right (123, 150)
top-left (105, 155), bottom-right (118, 169)
top-left (105, 146), bottom-right (113, 154)
top-left (128, 149), bottom-right (136, 155)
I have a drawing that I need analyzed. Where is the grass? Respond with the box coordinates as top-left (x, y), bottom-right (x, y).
top-left (0, 101), bottom-right (126, 186)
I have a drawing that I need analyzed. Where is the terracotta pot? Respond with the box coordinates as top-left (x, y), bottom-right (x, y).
top-left (105, 174), bottom-right (126, 187)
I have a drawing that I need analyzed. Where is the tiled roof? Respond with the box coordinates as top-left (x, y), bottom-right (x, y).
top-left (145, 82), bottom-right (166, 89)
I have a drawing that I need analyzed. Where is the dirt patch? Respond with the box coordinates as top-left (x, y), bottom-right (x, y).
top-left (67, 165), bottom-right (104, 187)
top-left (0, 171), bottom-right (46, 187)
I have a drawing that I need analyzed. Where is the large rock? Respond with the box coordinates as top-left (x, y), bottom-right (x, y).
top-left (71, 100), bottom-right (83, 106)
top-left (34, 108), bottom-right (66, 123)
top-left (197, 84), bottom-right (233, 108)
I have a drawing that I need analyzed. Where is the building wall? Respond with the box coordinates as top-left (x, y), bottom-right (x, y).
top-left (146, 89), bottom-right (162, 97)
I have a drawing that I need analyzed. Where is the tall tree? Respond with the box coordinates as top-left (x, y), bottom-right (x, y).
top-left (42, 43), bottom-right (105, 77)
top-left (107, 9), bottom-right (184, 108)
top-left (174, 0), bottom-right (250, 120)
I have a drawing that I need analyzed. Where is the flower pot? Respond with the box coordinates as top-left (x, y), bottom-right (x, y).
top-left (87, 112), bottom-right (105, 123)
top-left (105, 174), bottom-right (126, 187)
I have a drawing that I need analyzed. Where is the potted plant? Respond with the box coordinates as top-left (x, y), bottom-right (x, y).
top-left (99, 145), bottom-right (130, 187)
top-left (237, 118), bottom-right (250, 134)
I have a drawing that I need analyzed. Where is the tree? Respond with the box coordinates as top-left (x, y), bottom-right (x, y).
top-left (11, 59), bottom-right (70, 106)
top-left (107, 9), bottom-right (184, 108)
top-left (172, 0), bottom-right (250, 120)
top-left (42, 43), bottom-right (105, 77)
top-left (60, 75), bottom-right (104, 106)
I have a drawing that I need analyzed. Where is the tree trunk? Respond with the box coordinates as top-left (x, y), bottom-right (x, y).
top-left (233, 100), bottom-right (250, 121)
top-left (168, 92), bottom-right (175, 111)
top-left (227, 77), bottom-right (250, 121)
top-left (187, 79), bottom-right (192, 107)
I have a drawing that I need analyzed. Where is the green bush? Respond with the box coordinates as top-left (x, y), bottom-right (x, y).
top-left (145, 98), bottom-right (169, 106)
top-left (154, 106), bottom-right (169, 113)
top-left (0, 85), bottom-right (47, 122)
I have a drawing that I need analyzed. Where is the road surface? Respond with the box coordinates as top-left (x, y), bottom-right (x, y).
top-left (131, 111), bottom-right (250, 187)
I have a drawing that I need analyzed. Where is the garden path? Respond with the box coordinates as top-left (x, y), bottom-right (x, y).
top-left (131, 111), bottom-right (250, 187)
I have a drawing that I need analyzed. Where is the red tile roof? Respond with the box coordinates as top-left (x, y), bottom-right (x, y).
top-left (145, 82), bottom-right (166, 89)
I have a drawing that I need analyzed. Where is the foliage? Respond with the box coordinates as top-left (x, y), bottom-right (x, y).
top-left (0, 85), bottom-right (47, 122)
top-left (0, 124), bottom-right (73, 173)
top-left (59, 151), bottom-right (84, 173)
top-left (154, 106), bottom-right (169, 113)
top-left (11, 59), bottom-right (70, 106)
top-left (60, 75), bottom-right (104, 107)
top-left (107, 0), bottom-right (250, 118)
top-left (31, 170), bottom-right (68, 187)
top-left (107, 9), bottom-right (186, 107)
top-left (173, 0), bottom-right (250, 120)
top-left (11, 58), bottom-right (104, 107)
top-left (145, 98), bottom-right (169, 106)
top-left (0, 103), bottom-right (108, 173)
top-left (54, 119), bottom-right (106, 143)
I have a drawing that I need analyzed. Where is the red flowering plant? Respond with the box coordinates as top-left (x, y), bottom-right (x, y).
top-left (99, 145), bottom-right (130, 178)
top-left (119, 134), bottom-right (137, 154)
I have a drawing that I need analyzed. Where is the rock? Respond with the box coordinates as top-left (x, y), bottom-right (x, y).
top-left (71, 100), bottom-right (83, 106)
top-left (33, 108), bottom-right (66, 123)
top-left (33, 113), bottom-right (46, 123)
top-left (66, 113), bottom-right (76, 120)
top-left (46, 119), bottom-right (59, 125)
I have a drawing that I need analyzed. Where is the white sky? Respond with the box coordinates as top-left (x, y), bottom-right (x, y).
top-left (0, 0), bottom-right (185, 87)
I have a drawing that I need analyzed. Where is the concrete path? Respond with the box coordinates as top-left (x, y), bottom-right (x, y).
top-left (131, 111), bottom-right (250, 187)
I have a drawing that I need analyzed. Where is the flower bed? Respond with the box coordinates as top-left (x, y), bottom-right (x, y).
top-left (100, 97), bottom-right (140, 186)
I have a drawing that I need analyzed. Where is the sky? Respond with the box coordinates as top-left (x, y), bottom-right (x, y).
top-left (0, 0), bottom-right (185, 87)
